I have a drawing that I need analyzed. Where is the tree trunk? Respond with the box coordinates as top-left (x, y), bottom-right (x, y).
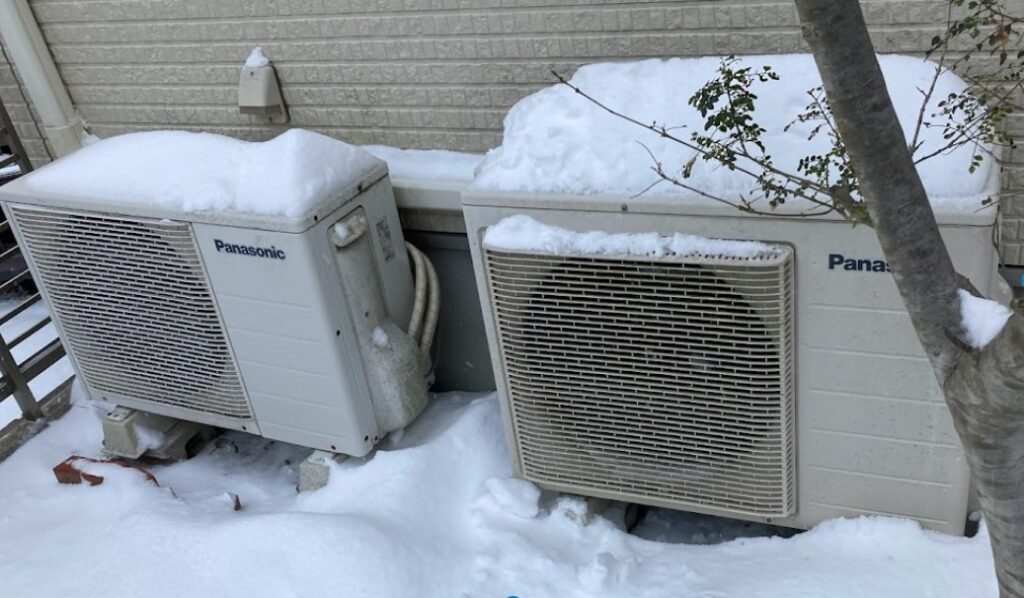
top-left (946, 318), bottom-right (1024, 596)
top-left (793, 1), bottom-right (1024, 595)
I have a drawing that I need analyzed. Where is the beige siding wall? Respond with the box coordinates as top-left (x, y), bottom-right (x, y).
top-left (0, 45), bottom-right (50, 167)
top-left (3, 0), bottom-right (1023, 262)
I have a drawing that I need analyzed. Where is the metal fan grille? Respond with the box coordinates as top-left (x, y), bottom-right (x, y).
top-left (485, 246), bottom-right (795, 518)
top-left (10, 205), bottom-right (252, 420)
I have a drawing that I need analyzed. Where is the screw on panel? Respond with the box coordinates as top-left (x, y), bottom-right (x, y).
top-left (335, 330), bottom-right (341, 336)
top-left (620, 204), bottom-right (628, 212)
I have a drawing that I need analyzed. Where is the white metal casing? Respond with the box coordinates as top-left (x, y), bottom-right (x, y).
top-left (1, 170), bottom-right (414, 457)
top-left (463, 187), bottom-right (1004, 535)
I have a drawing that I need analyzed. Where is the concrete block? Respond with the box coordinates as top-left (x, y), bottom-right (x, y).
top-left (101, 407), bottom-right (211, 461)
top-left (298, 449), bottom-right (349, 492)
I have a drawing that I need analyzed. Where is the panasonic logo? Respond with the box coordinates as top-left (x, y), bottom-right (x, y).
top-left (214, 239), bottom-right (286, 260)
top-left (828, 253), bottom-right (890, 273)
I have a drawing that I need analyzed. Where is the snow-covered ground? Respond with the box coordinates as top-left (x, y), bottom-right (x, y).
top-left (0, 387), bottom-right (997, 598)
top-left (0, 295), bottom-right (73, 428)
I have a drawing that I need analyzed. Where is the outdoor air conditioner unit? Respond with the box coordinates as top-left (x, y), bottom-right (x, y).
top-left (463, 189), bottom-right (1008, 535)
top-left (0, 130), bottom-right (434, 458)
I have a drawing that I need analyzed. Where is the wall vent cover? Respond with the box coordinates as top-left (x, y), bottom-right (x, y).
top-left (484, 245), bottom-right (796, 518)
top-left (10, 205), bottom-right (252, 420)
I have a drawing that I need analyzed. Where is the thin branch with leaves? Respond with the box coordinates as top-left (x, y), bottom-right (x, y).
top-left (551, 0), bottom-right (1022, 229)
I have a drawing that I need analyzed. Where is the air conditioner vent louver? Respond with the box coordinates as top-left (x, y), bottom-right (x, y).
top-left (10, 206), bottom-right (252, 420)
top-left (485, 246), bottom-right (796, 518)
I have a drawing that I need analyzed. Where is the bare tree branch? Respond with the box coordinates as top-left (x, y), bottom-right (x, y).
top-left (551, 70), bottom-right (834, 199)
top-left (911, 1), bottom-right (957, 154)
top-left (551, 69), bottom-right (853, 222)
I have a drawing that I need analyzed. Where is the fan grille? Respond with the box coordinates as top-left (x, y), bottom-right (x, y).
top-left (485, 246), bottom-right (795, 518)
top-left (10, 205), bottom-right (252, 420)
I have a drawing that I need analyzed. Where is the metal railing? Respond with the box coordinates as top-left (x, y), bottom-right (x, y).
top-left (0, 99), bottom-right (73, 423)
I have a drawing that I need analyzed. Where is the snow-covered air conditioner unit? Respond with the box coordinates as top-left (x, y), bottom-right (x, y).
top-left (464, 199), bottom-right (1004, 535)
top-left (0, 130), bottom-right (433, 457)
top-left (462, 55), bottom-right (1008, 535)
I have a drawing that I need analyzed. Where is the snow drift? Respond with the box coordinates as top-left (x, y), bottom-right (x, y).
top-left (473, 54), bottom-right (997, 211)
top-left (0, 386), bottom-right (998, 597)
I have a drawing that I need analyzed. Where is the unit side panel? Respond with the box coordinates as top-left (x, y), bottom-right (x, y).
top-left (193, 222), bottom-right (378, 456)
top-left (353, 179), bottom-right (415, 330)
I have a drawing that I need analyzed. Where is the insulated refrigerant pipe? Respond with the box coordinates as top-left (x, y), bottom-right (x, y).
top-left (419, 248), bottom-right (440, 353)
top-left (405, 242), bottom-right (440, 355)
top-left (406, 241), bottom-right (428, 342)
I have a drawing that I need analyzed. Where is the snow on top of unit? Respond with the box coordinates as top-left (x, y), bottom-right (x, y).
top-left (472, 54), bottom-right (997, 209)
top-left (484, 214), bottom-right (779, 259)
top-left (362, 145), bottom-right (483, 182)
top-left (21, 129), bottom-right (385, 217)
top-left (958, 289), bottom-right (1013, 349)
top-left (244, 46), bottom-right (271, 68)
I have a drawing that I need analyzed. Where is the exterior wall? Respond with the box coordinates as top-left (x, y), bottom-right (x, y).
top-left (1, 0), bottom-right (1022, 262)
top-left (0, 45), bottom-right (50, 167)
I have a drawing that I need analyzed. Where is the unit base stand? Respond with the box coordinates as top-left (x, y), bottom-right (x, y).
top-left (101, 406), bottom-right (210, 460)
top-left (298, 450), bottom-right (349, 492)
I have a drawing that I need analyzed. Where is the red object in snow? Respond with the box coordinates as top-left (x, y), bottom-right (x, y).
top-left (52, 455), bottom-right (160, 487)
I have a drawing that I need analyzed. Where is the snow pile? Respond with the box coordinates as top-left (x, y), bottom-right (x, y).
top-left (482, 476), bottom-right (541, 519)
top-left (473, 55), bottom-right (995, 208)
top-left (485, 214), bottom-right (779, 259)
top-left (959, 289), bottom-right (1013, 349)
top-left (0, 153), bottom-right (20, 177)
top-left (372, 326), bottom-right (390, 348)
top-left (21, 129), bottom-right (384, 217)
top-left (80, 131), bottom-right (102, 146)
top-left (0, 388), bottom-right (997, 597)
top-left (332, 221), bottom-right (350, 239)
top-left (243, 47), bottom-right (270, 69)
top-left (362, 145), bottom-right (483, 181)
